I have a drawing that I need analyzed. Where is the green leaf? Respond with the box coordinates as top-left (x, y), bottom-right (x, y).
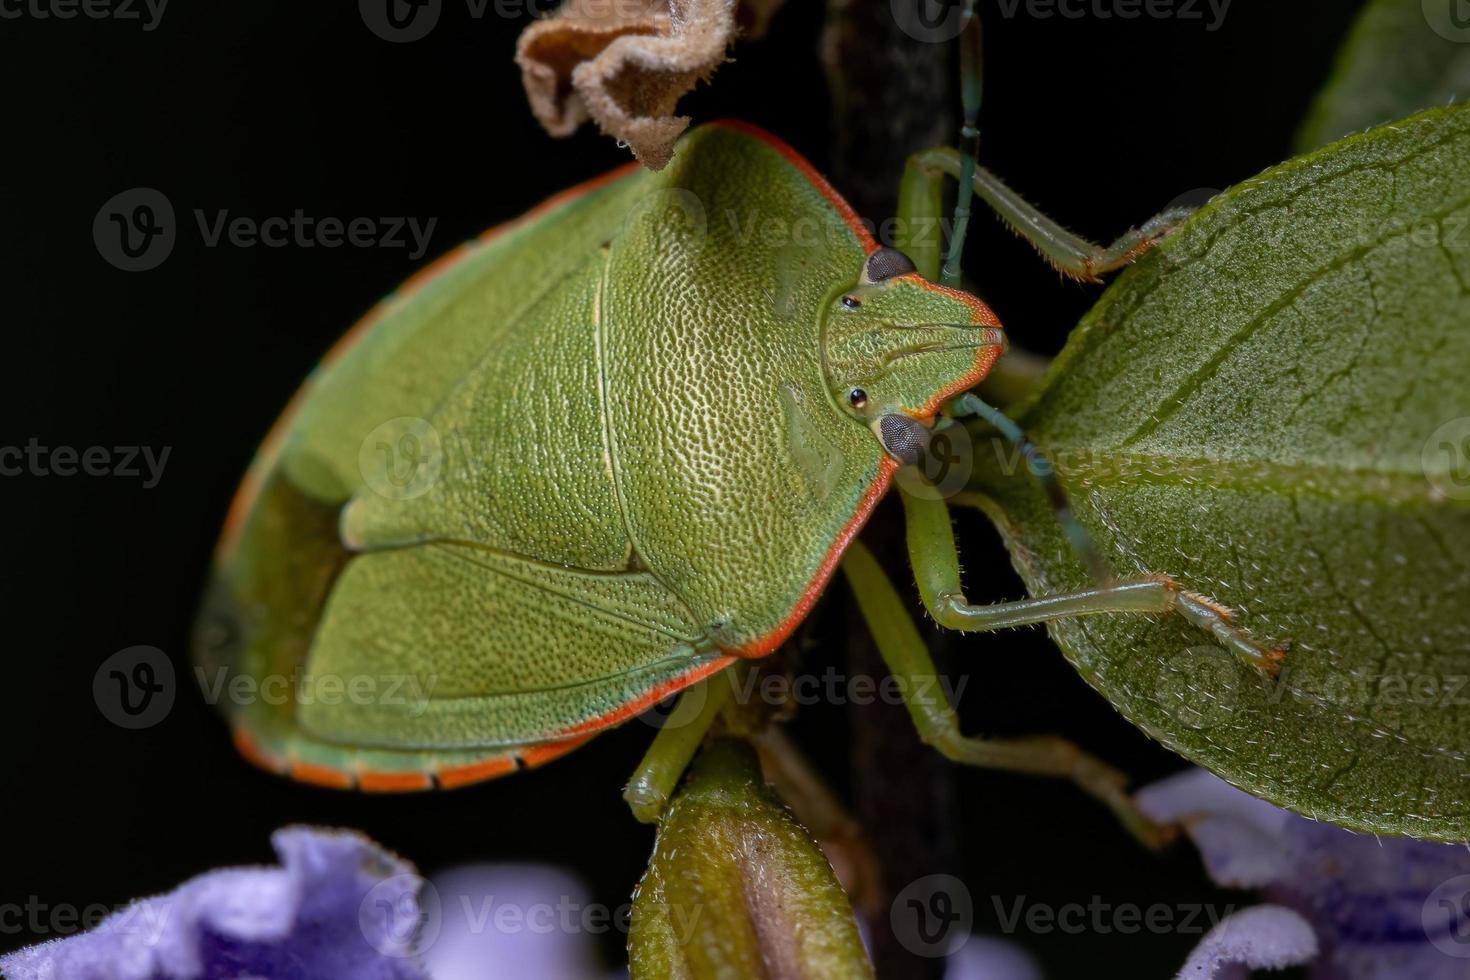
top-left (1296, 0), bottom-right (1470, 152)
top-left (966, 103), bottom-right (1470, 841)
top-left (628, 739), bottom-right (873, 979)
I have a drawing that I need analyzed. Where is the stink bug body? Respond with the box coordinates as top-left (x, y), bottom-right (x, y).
top-left (197, 121), bottom-right (1279, 835)
top-left (197, 123), bottom-right (998, 789)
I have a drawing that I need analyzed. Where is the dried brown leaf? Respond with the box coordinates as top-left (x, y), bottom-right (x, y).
top-left (517, 0), bottom-right (776, 169)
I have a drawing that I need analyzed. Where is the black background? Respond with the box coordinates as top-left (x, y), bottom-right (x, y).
top-left (0, 0), bottom-right (1364, 976)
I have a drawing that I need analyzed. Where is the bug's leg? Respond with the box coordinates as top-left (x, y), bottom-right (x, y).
top-left (895, 6), bottom-right (1182, 285)
top-left (896, 155), bottom-right (1050, 405)
top-left (906, 480), bottom-right (1286, 673)
top-left (899, 147), bottom-right (1194, 285)
top-left (623, 668), bottom-right (734, 823)
top-left (750, 727), bottom-right (882, 915)
top-left (841, 539), bottom-right (1174, 849)
top-left (937, 392), bottom-right (1287, 673)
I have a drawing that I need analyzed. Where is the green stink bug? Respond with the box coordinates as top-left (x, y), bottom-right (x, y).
top-left (196, 120), bottom-right (1280, 835)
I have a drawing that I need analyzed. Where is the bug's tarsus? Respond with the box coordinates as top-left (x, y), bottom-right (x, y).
top-left (1065, 204), bottom-right (1199, 283)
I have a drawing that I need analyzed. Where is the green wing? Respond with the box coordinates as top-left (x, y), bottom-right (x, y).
top-left (199, 162), bottom-right (729, 789)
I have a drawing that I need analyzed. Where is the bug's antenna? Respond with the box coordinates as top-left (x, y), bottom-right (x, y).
top-left (950, 392), bottom-right (1108, 582)
top-left (940, 0), bottom-right (982, 289)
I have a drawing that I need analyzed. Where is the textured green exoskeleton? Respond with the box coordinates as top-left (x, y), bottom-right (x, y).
top-left (195, 122), bottom-right (1001, 791)
top-left (199, 119), bottom-right (1281, 841)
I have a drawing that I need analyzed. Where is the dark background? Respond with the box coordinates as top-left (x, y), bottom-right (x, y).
top-left (0, 0), bottom-right (1363, 975)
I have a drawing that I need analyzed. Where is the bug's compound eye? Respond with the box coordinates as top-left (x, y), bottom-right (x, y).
top-left (848, 387), bottom-right (869, 410)
top-left (841, 294), bottom-right (862, 310)
top-left (877, 413), bottom-right (929, 466)
top-left (863, 247), bottom-right (917, 284)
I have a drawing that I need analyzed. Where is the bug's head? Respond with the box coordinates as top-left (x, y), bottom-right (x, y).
top-left (820, 247), bottom-right (1005, 461)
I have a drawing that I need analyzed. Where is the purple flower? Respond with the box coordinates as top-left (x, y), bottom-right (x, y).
top-left (942, 935), bottom-right (1044, 979)
top-left (1173, 905), bottom-right (1317, 978)
top-left (1, 827), bottom-right (430, 980)
top-left (1139, 768), bottom-right (1470, 979)
top-left (421, 864), bottom-right (618, 980)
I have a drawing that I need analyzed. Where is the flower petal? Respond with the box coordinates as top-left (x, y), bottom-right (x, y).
top-left (1173, 905), bottom-right (1317, 979)
top-left (422, 864), bottom-right (611, 979)
top-left (1136, 768), bottom-right (1294, 888)
top-left (0, 827), bottom-right (430, 980)
top-left (1141, 768), bottom-right (1470, 978)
